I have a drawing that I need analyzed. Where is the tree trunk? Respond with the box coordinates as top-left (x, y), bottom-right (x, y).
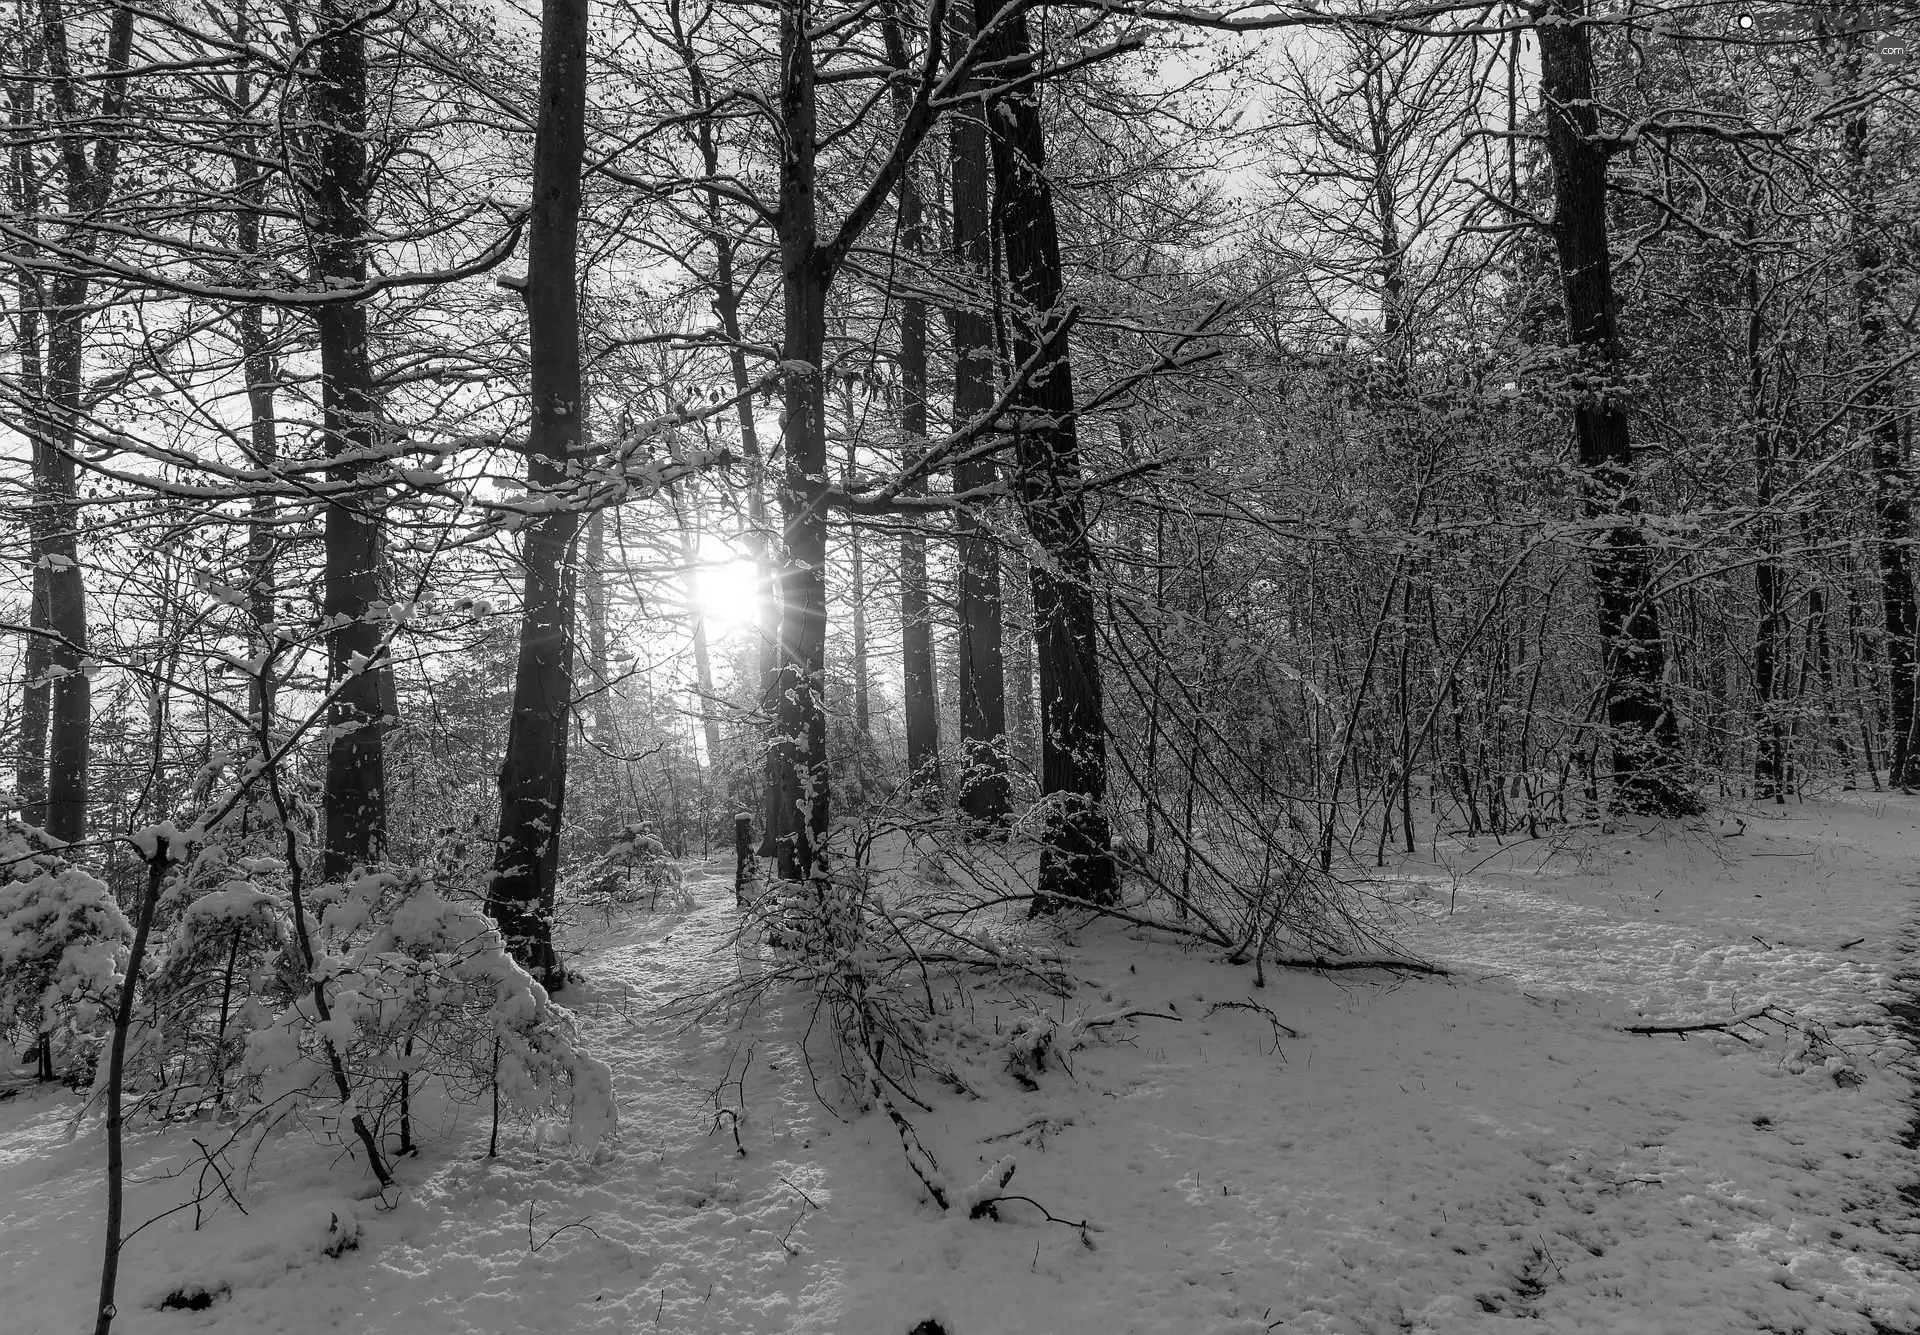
top-left (979, 0), bottom-right (1116, 909)
top-left (236, 43), bottom-right (279, 728)
top-left (33, 0), bottom-right (132, 846)
top-left (883, 9), bottom-right (944, 801)
top-left (7, 24), bottom-right (49, 824)
top-left (1846, 110), bottom-right (1918, 787)
top-left (671, 490), bottom-right (725, 764)
top-left (1746, 218), bottom-right (1783, 798)
top-left (585, 510), bottom-right (614, 739)
top-left (770, 0), bottom-right (833, 881)
top-left (310, 0), bottom-right (389, 875)
top-left (1536, 0), bottom-right (1695, 816)
top-left (489, 0), bottom-right (591, 990)
top-left (946, 3), bottom-right (1010, 823)
top-left (845, 434), bottom-right (871, 737)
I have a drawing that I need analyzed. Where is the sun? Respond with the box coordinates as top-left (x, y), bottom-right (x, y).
top-left (692, 554), bottom-right (761, 635)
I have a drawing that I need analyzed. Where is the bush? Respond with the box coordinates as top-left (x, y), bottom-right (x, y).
top-left (0, 819), bottom-right (132, 1082)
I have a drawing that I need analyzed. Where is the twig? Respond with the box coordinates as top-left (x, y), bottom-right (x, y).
top-left (860, 1049), bottom-right (948, 1209)
top-left (1080, 1009), bottom-right (1184, 1029)
top-left (190, 1138), bottom-right (249, 1219)
top-left (776, 1205), bottom-right (807, 1255)
top-left (1204, 1000), bottom-right (1301, 1039)
top-left (711, 1106), bottom-right (746, 1157)
top-left (527, 1199), bottom-right (601, 1253)
top-left (974, 1194), bottom-right (1101, 1245)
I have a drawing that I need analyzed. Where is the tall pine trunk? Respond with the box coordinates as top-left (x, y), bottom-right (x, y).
top-left (236, 37), bottom-right (279, 727)
top-left (1846, 106), bottom-right (1917, 787)
top-left (671, 491), bottom-right (725, 763)
top-left (770, 0), bottom-right (833, 880)
top-left (489, 0), bottom-right (591, 989)
top-left (946, 0), bottom-right (1010, 824)
top-left (883, 9), bottom-right (944, 800)
top-left (979, 0), bottom-right (1116, 908)
top-left (1746, 217), bottom-right (1783, 798)
top-left (9, 25), bottom-right (49, 821)
top-left (311, 0), bottom-right (389, 875)
top-left (585, 510), bottom-right (614, 739)
top-left (33, 0), bottom-right (132, 845)
top-left (1537, 0), bottom-right (1695, 816)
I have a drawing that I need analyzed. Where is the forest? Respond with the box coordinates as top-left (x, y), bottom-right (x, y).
top-left (2, 0), bottom-right (1920, 1330)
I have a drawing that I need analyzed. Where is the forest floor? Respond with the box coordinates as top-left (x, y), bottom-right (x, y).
top-left (3, 794), bottom-right (1920, 1334)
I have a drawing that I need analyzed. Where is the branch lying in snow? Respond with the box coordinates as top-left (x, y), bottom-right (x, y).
top-left (1626, 1017), bottom-right (1758, 1040)
top-left (1623, 1004), bottom-right (1801, 1045)
top-left (1266, 954), bottom-right (1449, 977)
top-left (860, 1048), bottom-right (949, 1210)
top-left (1205, 1000), bottom-right (1301, 1041)
top-left (971, 1195), bottom-right (1102, 1245)
top-left (527, 1200), bottom-right (601, 1253)
top-left (1080, 1008), bottom-right (1185, 1029)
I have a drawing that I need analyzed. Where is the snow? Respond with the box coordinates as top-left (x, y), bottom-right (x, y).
top-left (2, 795), bottom-right (1918, 1333)
top-left (0, 824), bottom-right (131, 1056)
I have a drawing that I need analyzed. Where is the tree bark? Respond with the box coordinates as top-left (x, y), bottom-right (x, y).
top-left (1846, 108), bottom-right (1918, 787)
top-left (310, 0), bottom-right (389, 875)
top-left (670, 489), bottom-right (725, 764)
top-left (489, 0), bottom-right (591, 990)
top-left (884, 9), bottom-right (945, 800)
top-left (770, 0), bottom-right (833, 880)
top-left (1746, 216), bottom-right (1783, 798)
top-left (978, 0), bottom-right (1116, 908)
top-left (585, 510), bottom-right (614, 739)
top-left (235, 36), bottom-right (278, 728)
top-left (32, 0), bottom-right (132, 845)
top-left (7, 18), bottom-right (49, 823)
top-left (946, 1), bottom-right (1010, 824)
top-left (1536, 0), bottom-right (1695, 816)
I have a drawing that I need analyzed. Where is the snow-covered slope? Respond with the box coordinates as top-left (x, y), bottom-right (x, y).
top-left (2, 796), bottom-right (1917, 1334)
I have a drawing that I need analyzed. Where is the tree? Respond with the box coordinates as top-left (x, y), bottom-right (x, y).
top-left (979, 0), bottom-right (1118, 907)
top-left (23, 0), bottom-right (134, 845)
top-left (1536, 0), bottom-right (1697, 816)
top-left (307, 0), bottom-right (392, 875)
top-left (946, 0), bottom-right (1010, 826)
top-left (487, 0), bottom-right (593, 990)
top-left (884, 5), bottom-right (945, 802)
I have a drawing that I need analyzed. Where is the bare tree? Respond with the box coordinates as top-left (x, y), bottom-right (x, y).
top-left (488, 0), bottom-right (592, 989)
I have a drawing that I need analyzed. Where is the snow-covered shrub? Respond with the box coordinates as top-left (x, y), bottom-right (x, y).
top-left (0, 819), bottom-right (131, 1081)
top-left (565, 822), bottom-right (689, 912)
top-left (268, 869), bottom-right (618, 1153)
top-left (137, 847), bottom-right (297, 1113)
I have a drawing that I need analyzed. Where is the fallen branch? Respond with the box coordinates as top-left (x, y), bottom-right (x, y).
top-left (1080, 1009), bottom-right (1184, 1029)
top-left (1206, 999), bottom-right (1301, 1041)
top-left (1624, 1018), bottom-right (1754, 1042)
top-left (860, 1048), bottom-right (948, 1210)
top-left (1624, 1004), bottom-right (1791, 1042)
top-left (527, 1200), bottom-right (602, 1253)
top-left (974, 1194), bottom-right (1101, 1246)
top-left (1267, 954), bottom-right (1448, 977)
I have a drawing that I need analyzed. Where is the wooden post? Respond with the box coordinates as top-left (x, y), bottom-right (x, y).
top-left (734, 813), bottom-right (754, 907)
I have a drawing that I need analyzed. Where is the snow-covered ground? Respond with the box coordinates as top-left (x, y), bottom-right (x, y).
top-left (4, 795), bottom-right (1920, 1334)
